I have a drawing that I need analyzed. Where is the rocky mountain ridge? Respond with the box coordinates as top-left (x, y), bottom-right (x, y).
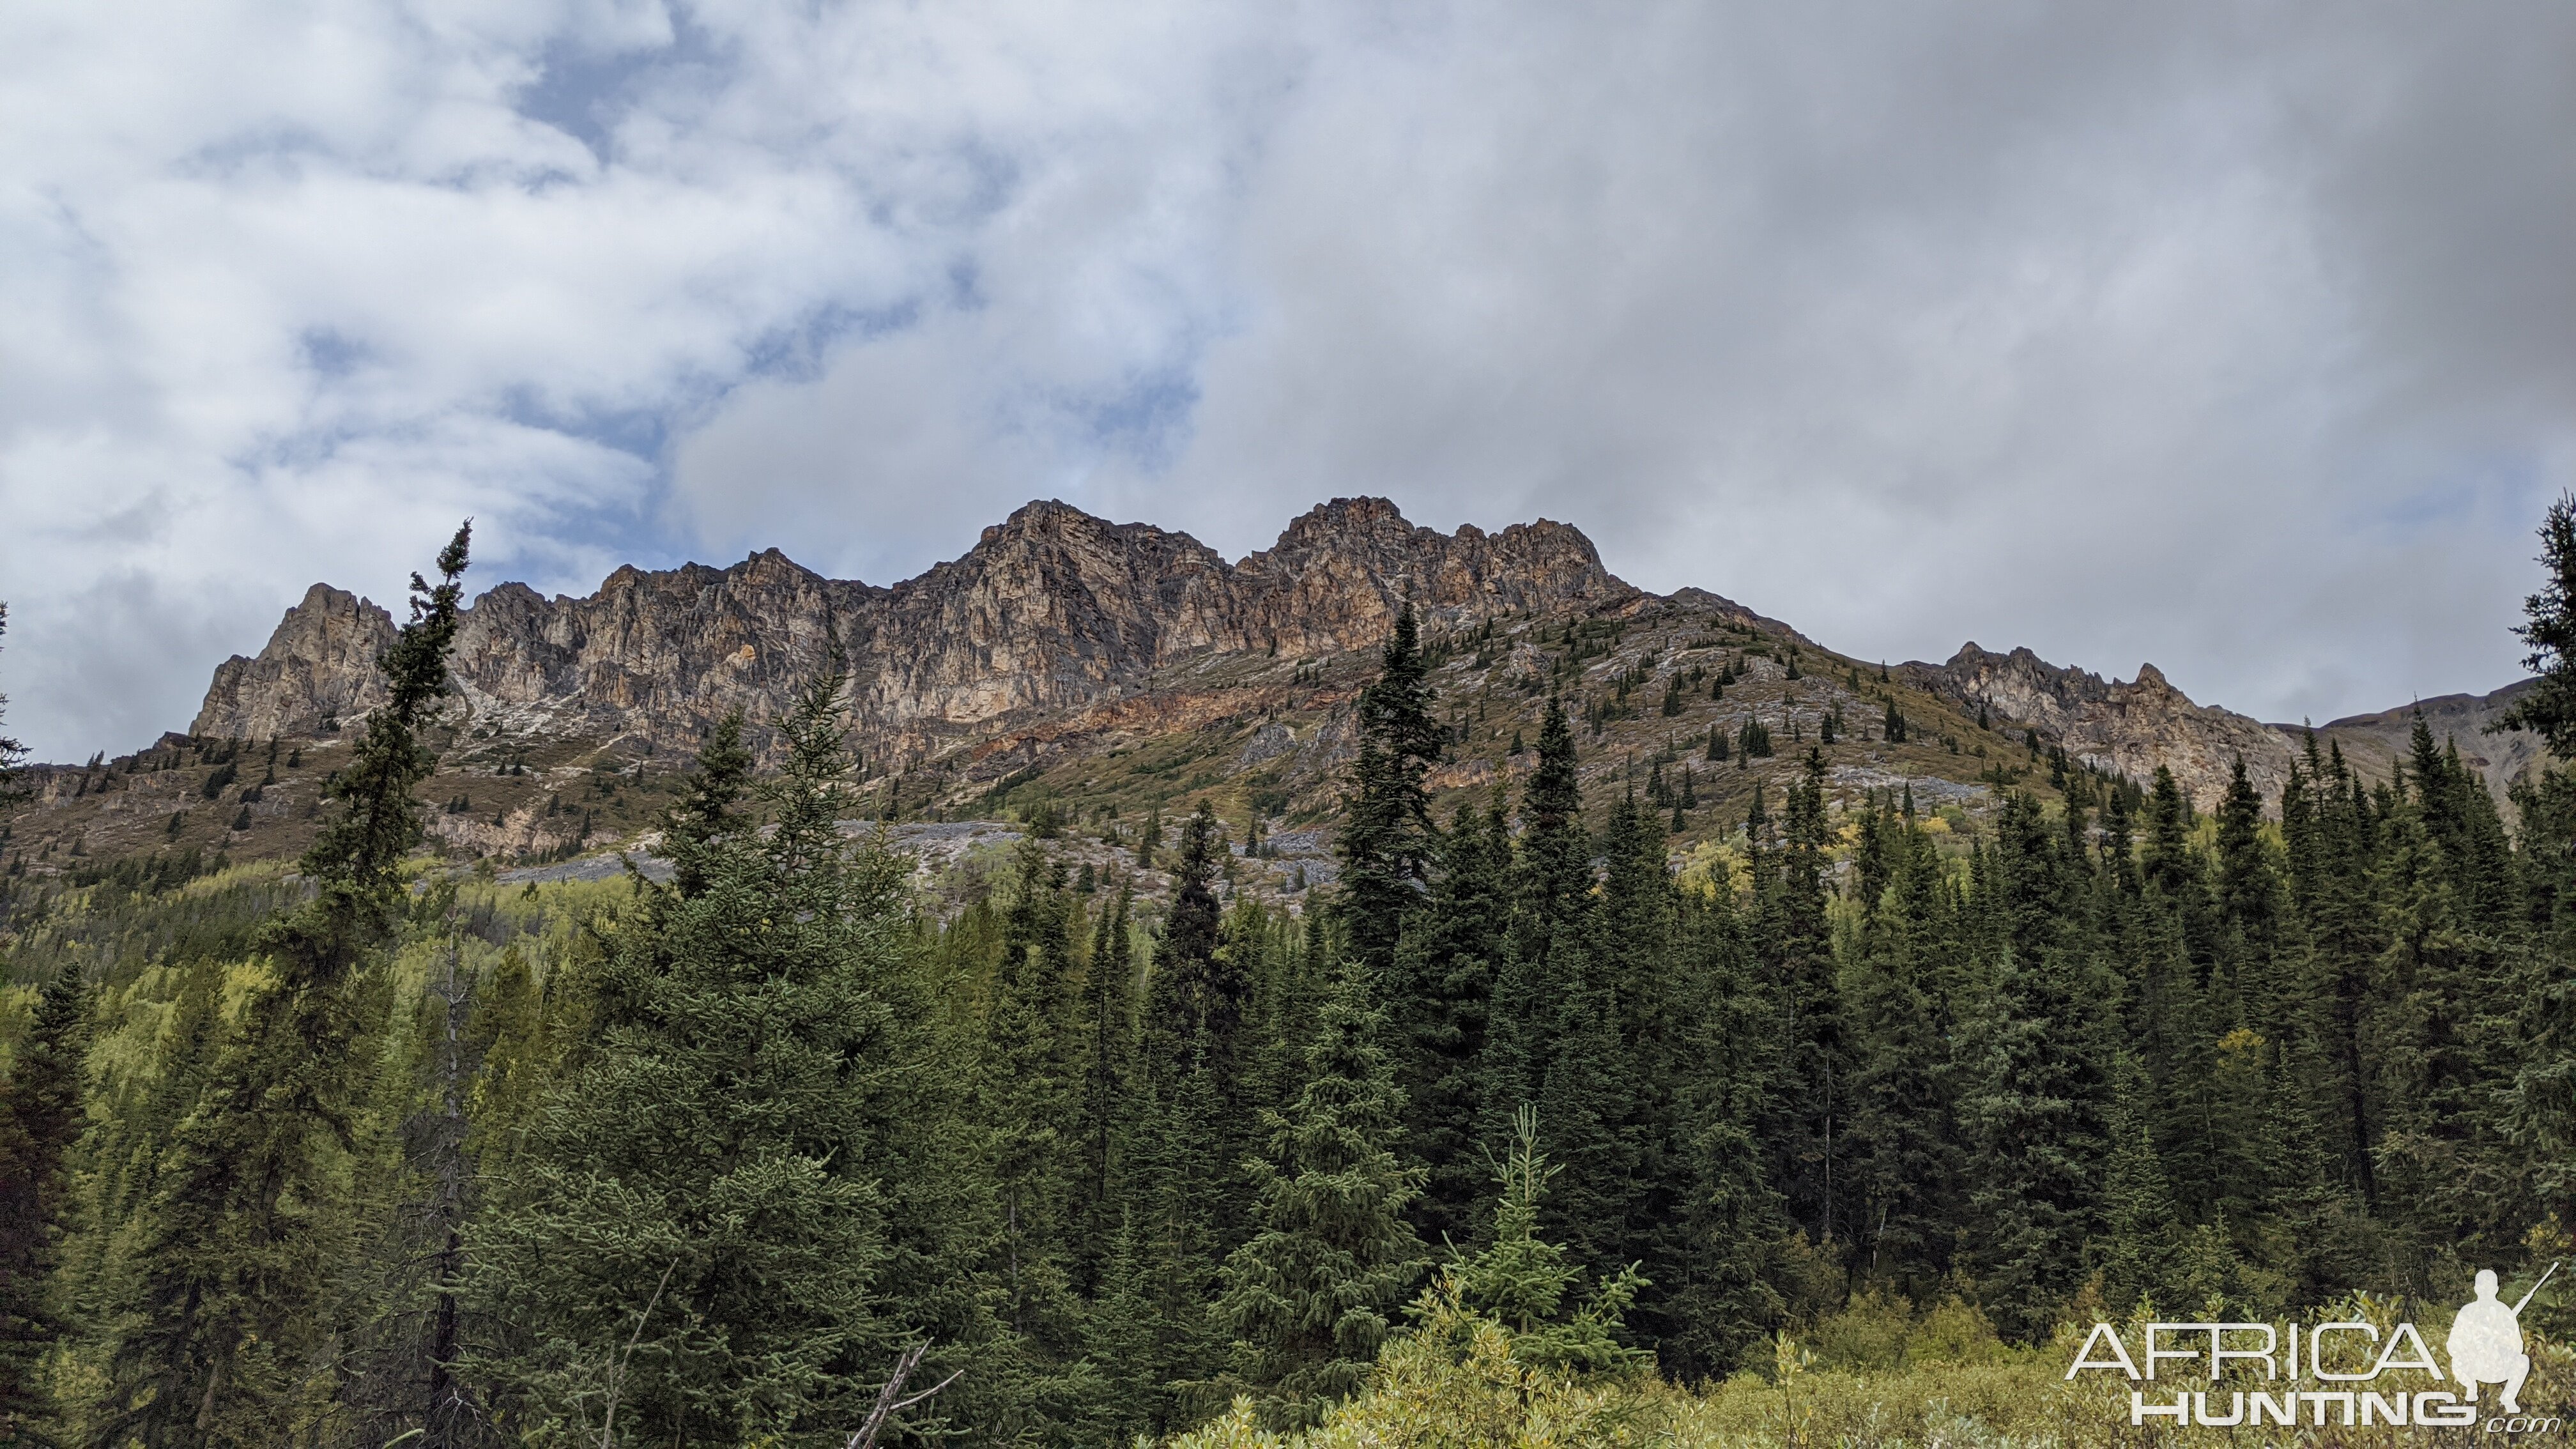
top-left (194, 497), bottom-right (1634, 762)
top-left (1903, 643), bottom-right (2304, 806)
top-left (187, 497), bottom-right (2530, 817)
top-left (10, 496), bottom-right (2538, 878)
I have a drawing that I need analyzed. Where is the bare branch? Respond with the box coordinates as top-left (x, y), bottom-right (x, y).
top-left (599, 1260), bottom-right (679, 1449)
top-left (845, 1342), bottom-right (962, 1449)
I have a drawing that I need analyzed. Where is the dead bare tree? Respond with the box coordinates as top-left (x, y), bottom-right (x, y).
top-left (844, 1343), bottom-right (962, 1449)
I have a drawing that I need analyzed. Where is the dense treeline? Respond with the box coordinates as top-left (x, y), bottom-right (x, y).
top-left (3, 512), bottom-right (2575, 1448)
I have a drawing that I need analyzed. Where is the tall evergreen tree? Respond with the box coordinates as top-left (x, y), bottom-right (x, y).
top-left (471, 668), bottom-right (985, 1444)
top-left (0, 603), bottom-right (25, 806)
top-left (979, 842), bottom-right (1089, 1383)
top-left (1390, 795), bottom-right (1508, 1247)
top-left (1840, 802), bottom-right (1963, 1295)
top-left (2497, 489), bottom-right (2576, 753)
top-left (2292, 741), bottom-right (2391, 1208)
top-left (1071, 882), bottom-right (1135, 1293)
top-left (1767, 749), bottom-right (1841, 1243)
top-left (335, 910), bottom-right (499, 1449)
top-left (1659, 882), bottom-right (1788, 1381)
top-left (1959, 793), bottom-right (2115, 1341)
top-left (0, 965), bottom-right (89, 1444)
top-left (2368, 732), bottom-right (2522, 1271)
top-left (663, 712), bottom-right (753, 899)
top-left (1130, 802), bottom-right (1254, 1429)
top-left (90, 523), bottom-right (471, 1448)
top-left (2499, 494), bottom-right (2576, 1235)
top-left (2097, 1054), bottom-right (2189, 1314)
top-left (1483, 697), bottom-right (1588, 1140)
top-left (1338, 604), bottom-right (1443, 979)
top-left (2211, 755), bottom-right (2288, 1045)
top-left (1536, 793), bottom-right (1653, 1287)
top-left (1213, 963), bottom-right (1427, 1429)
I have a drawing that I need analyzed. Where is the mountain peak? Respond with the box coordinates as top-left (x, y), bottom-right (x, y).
top-left (980, 497), bottom-right (1116, 545)
top-left (1915, 640), bottom-right (2288, 806)
top-left (168, 499), bottom-right (2397, 831)
top-left (187, 499), bottom-right (1629, 749)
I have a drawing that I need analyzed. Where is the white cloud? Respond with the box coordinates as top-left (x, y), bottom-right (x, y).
top-left (3, 1), bottom-right (2572, 756)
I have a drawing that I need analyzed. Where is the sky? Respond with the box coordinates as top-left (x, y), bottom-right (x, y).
top-left (4, 1), bottom-right (2574, 761)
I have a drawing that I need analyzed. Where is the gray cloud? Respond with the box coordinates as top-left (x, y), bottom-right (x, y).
top-left (3, 2), bottom-right (2572, 757)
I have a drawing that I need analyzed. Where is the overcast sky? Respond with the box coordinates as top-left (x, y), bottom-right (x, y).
top-left (5, 2), bottom-right (2573, 760)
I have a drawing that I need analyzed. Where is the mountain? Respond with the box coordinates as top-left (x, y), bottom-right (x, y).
top-left (5, 497), bottom-right (2541, 878)
top-left (193, 498), bottom-right (1632, 755)
top-left (1901, 643), bottom-right (2303, 806)
top-left (2288, 682), bottom-right (2542, 806)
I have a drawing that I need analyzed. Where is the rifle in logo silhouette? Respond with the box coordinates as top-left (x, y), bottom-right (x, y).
top-left (2450, 1261), bottom-right (2559, 1416)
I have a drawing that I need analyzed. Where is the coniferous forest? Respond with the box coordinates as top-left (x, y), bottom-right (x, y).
top-left (3, 510), bottom-right (2575, 1449)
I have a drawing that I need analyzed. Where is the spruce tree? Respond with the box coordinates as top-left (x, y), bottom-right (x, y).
top-left (1959, 793), bottom-right (2116, 1342)
top-left (1130, 802), bottom-right (1254, 1427)
top-left (0, 965), bottom-right (89, 1443)
top-left (91, 523), bottom-right (471, 1448)
top-left (1508, 698), bottom-right (1588, 972)
top-left (2212, 755), bottom-right (2289, 1043)
top-left (1138, 806), bottom-right (1163, 870)
top-left (1767, 749), bottom-right (1841, 1242)
top-left (1071, 882), bottom-right (1135, 1292)
top-left (1446, 1109), bottom-right (1649, 1377)
top-left (1657, 882), bottom-right (1787, 1381)
top-left (1544, 792), bottom-right (1665, 1289)
top-left (2506, 501), bottom-right (2576, 1232)
top-left (471, 668), bottom-right (982, 1443)
top-left (1483, 698), bottom-right (1588, 1146)
top-left (1338, 604), bottom-right (1443, 979)
top-left (1390, 795), bottom-right (1508, 1247)
top-left (663, 711), bottom-right (752, 898)
top-left (979, 842), bottom-right (1088, 1378)
top-left (1213, 963), bottom-right (1427, 1429)
top-left (2293, 741), bottom-right (2392, 1207)
top-left (1089, 1209), bottom-right (1160, 1439)
top-left (0, 603), bottom-right (25, 806)
top-left (2098, 1054), bottom-right (2188, 1314)
top-left (1840, 803), bottom-right (1964, 1296)
top-left (334, 907), bottom-right (496, 1449)
top-left (2497, 489), bottom-right (2576, 752)
top-left (2366, 737), bottom-right (2521, 1266)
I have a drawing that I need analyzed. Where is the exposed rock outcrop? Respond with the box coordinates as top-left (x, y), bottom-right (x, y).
top-left (187, 498), bottom-right (2516, 824)
top-left (190, 498), bottom-right (1636, 756)
top-left (192, 585), bottom-right (399, 740)
top-left (1905, 643), bottom-right (2299, 809)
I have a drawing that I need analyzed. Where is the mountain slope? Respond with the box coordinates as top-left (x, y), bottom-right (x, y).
top-left (1901, 643), bottom-right (2301, 806)
top-left (2288, 681), bottom-right (2542, 806)
top-left (5, 497), bottom-right (2542, 879)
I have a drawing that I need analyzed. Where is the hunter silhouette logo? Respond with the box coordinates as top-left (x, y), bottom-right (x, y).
top-left (2450, 1263), bottom-right (2555, 1415)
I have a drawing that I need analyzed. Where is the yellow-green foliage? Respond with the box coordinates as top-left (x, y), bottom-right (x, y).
top-left (1671, 838), bottom-right (1745, 901)
top-left (1170, 1277), bottom-right (1660, 1449)
top-left (29, 868), bottom-right (628, 1439)
top-left (1170, 1287), bottom-right (2576, 1448)
top-left (0, 981), bottom-right (32, 1077)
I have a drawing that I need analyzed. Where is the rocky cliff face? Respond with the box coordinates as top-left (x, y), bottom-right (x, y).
top-left (1905, 643), bottom-right (2301, 809)
top-left (192, 496), bottom-right (2513, 823)
top-left (194, 584), bottom-right (400, 740)
top-left (193, 498), bottom-right (1636, 759)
